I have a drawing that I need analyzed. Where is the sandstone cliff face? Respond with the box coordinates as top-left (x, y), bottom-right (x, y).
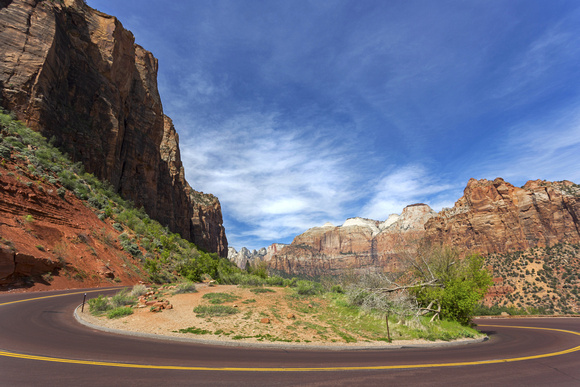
top-left (254, 204), bottom-right (436, 277)
top-left (425, 178), bottom-right (580, 254)
top-left (0, 0), bottom-right (227, 256)
top-left (240, 178), bottom-right (580, 278)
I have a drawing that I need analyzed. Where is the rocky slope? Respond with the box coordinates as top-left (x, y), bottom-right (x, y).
top-left (425, 178), bottom-right (580, 254)
top-left (0, 0), bottom-right (227, 256)
top-left (0, 145), bottom-right (145, 290)
top-left (231, 179), bottom-right (580, 281)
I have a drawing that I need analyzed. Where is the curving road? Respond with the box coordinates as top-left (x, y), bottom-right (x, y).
top-left (1, 288), bottom-right (580, 386)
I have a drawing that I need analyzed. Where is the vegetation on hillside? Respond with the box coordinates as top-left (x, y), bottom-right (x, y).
top-left (484, 243), bottom-right (580, 314)
top-left (0, 109), bottom-right (236, 284)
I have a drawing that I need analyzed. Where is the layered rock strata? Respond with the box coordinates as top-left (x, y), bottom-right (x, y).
top-left (233, 179), bottom-right (580, 278)
top-left (0, 0), bottom-right (227, 255)
top-left (425, 178), bottom-right (580, 254)
top-left (232, 204), bottom-right (436, 277)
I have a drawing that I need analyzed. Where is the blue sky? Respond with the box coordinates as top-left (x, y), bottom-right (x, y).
top-left (88, 0), bottom-right (580, 250)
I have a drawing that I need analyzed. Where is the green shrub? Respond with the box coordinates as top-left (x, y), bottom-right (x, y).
top-left (176, 326), bottom-right (211, 334)
top-left (250, 288), bottom-right (275, 294)
top-left (331, 285), bottom-right (344, 294)
top-left (110, 289), bottom-right (136, 308)
top-left (296, 280), bottom-right (323, 296)
top-left (193, 305), bottom-right (239, 317)
top-left (173, 281), bottom-right (197, 294)
top-left (0, 145), bottom-right (10, 158)
top-left (202, 292), bottom-right (239, 304)
top-left (88, 295), bottom-right (112, 315)
top-left (107, 306), bottom-right (133, 319)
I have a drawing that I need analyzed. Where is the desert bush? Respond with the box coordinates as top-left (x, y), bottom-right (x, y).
top-left (130, 284), bottom-right (148, 298)
top-left (173, 281), bottom-right (197, 294)
top-left (202, 292), bottom-right (239, 304)
top-left (107, 306), bottom-right (133, 319)
top-left (296, 280), bottom-right (323, 296)
top-left (110, 289), bottom-right (136, 308)
top-left (193, 305), bottom-right (239, 317)
top-left (88, 295), bottom-right (112, 315)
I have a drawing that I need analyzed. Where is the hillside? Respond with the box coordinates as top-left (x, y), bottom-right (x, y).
top-left (0, 0), bottom-right (227, 256)
top-left (0, 112), bottom-right (235, 291)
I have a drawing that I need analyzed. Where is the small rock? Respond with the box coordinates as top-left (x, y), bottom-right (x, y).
top-left (165, 304), bottom-right (173, 310)
top-left (260, 318), bottom-right (270, 324)
top-left (233, 304), bottom-right (238, 308)
top-left (308, 304), bottom-right (313, 308)
top-left (150, 306), bottom-right (161, 313)
top-left (287, 313), bottom-right (295, 319)
top-left (500, 311), bottom-right (510, 317)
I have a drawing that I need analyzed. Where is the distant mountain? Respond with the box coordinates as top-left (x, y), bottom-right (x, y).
top-left (231, 178), bottom-right (580, 278)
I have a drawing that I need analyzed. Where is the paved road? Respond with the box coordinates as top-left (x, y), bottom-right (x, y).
top-left (1, 288), bottom-right (580, 386)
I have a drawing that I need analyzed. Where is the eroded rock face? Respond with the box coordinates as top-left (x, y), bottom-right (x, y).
top-left (425, 178), bottom-right (580, 254)
top-left (254, 204), bottom-right (436, 277)
top-left (0, 0), bottom-right (227, 256)
top-left (239, 179), bottom-right (580, 278)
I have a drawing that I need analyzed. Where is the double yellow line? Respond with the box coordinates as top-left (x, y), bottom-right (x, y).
top-left (1, 290), bottom-right (580, 371)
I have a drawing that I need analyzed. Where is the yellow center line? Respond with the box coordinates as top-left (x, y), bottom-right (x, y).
top-left (1, 291), bottom-right (580, 371)
top-left (0, 288), bottom-right (121, 306)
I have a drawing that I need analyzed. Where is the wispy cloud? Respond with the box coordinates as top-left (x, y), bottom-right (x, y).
top-left (475, 104), bottom-right (580, 184)
top-left (493, 9), bottom-right (580, 106)
top-left (361, 165), bottom-right (458, 220)
top-left (179, 111), bottom-right (365, 248)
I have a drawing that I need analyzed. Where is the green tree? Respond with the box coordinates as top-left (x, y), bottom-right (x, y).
top-left (411, 244), bottom-right (493, 325)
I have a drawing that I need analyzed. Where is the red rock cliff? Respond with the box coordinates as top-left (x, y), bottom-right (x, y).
top-left (0, 0), bottom-right (227, 255)
top-left (262, 205), bottom-right (436, 277)
top-left (425, 178), bottom-right (580, 254)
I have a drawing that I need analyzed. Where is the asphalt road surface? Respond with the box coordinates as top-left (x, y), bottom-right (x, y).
top-left (1, 288), bottom-right (579, 386)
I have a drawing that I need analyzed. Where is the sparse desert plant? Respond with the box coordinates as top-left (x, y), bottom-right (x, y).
top-left (110, 289), bottom-right (136, 308)
top-left (296, 280), bottom-right (323, 296)
top-left (88, 295), bottom-right (112, 316)
top-left (175, 326), bottom-right (212, 335)
top-left (193, 305), bottom-right (239, 317)
top-left (53, 241), bottom-right (68, 265)
top-left (173, 281), bottom-right (197, 294)
top-left (250, 287), bottom-right (275, 294)
top-left (202, 292), bottom-right (239, 304)
top-left (107, 306), bottom-right (133, 319)
top-left (130, 284), bottom-right (148, 298)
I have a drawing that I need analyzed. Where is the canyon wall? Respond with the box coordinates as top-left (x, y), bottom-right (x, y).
top-left (425, 178), bottom-right (580, 254)
top-left (0, 0), bottom-right (227, 255)
top-left (232, 179), bottom-right (580, 277)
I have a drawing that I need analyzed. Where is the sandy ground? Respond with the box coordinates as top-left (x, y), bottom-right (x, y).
top-left (77, 284), bottom-right (482, 349)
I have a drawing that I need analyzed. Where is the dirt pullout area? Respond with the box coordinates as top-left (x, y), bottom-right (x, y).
top-left (78, 284), bottom-right (481, 348)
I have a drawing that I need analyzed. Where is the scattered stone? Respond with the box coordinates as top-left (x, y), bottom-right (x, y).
top-left (260, 318), bottom-right (270, 324)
